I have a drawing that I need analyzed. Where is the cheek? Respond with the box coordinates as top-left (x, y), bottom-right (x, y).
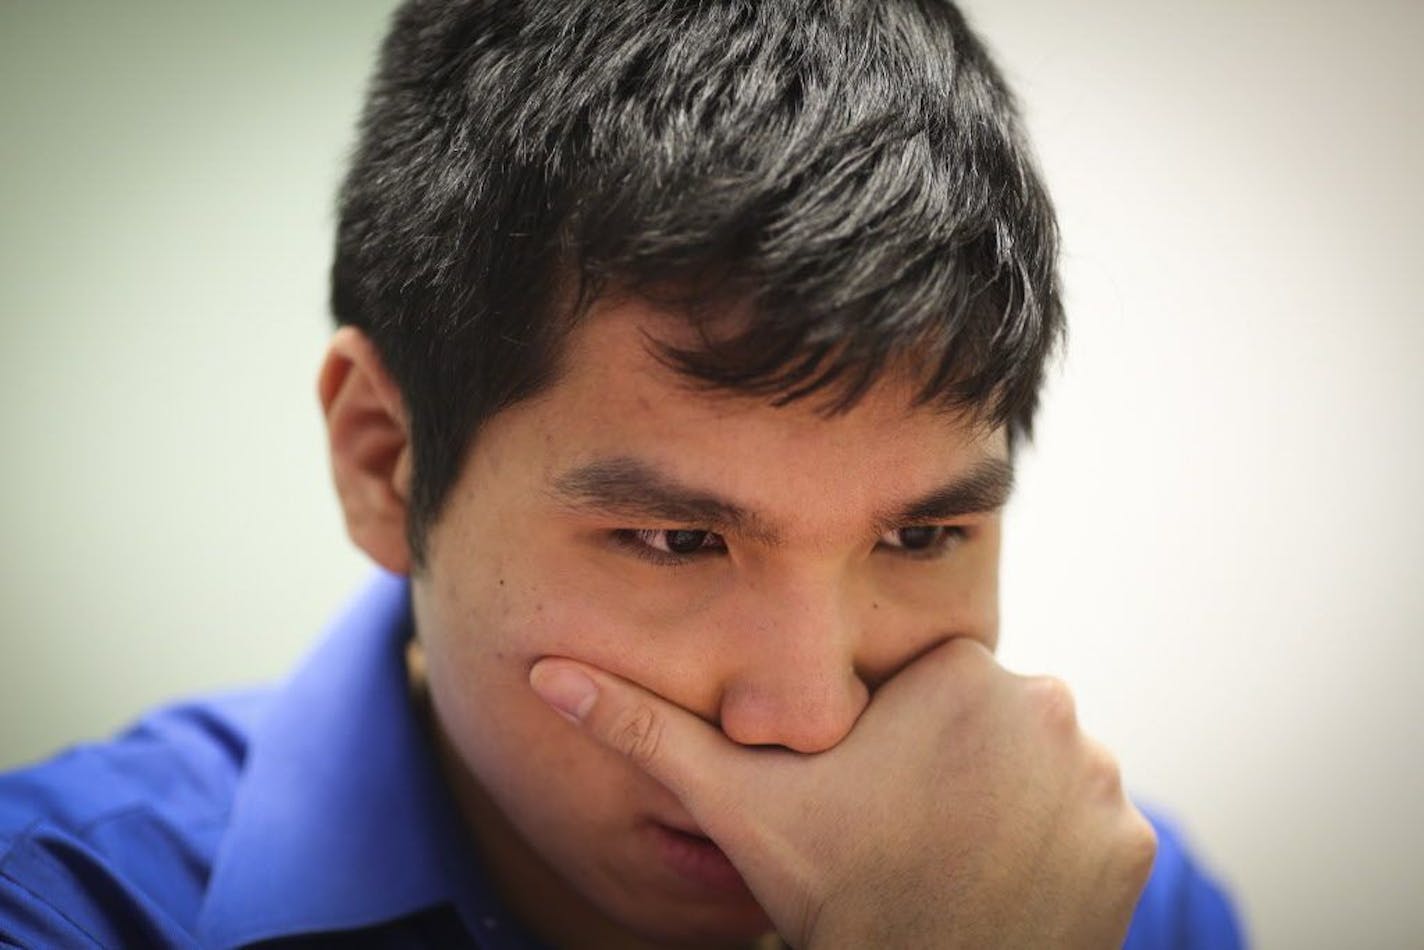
top-left (414, 562), bottom-right (653, 834)
top-left (945, 528), bottom-right (1002, 649)
top-left (864, 531), bottom-right (1003, 661)
top-left (420, 536), bottom-right (686, 711)
top-left (947, 528), bottom-right (1002, 646)
top-left (486, 536), bottom-right (708, 668)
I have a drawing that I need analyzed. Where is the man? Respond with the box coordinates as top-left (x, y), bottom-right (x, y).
top-left (0, 1), bottom-right (1243, 946)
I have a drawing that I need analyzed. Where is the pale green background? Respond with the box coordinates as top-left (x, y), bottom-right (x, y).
top-left (3, 2), bottom-right (1422, 947)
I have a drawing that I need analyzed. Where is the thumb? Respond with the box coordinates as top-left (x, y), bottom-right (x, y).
top-left (528, 657), bottom-right (747, 820)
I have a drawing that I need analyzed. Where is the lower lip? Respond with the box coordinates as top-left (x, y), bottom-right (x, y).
top-left (649, 822), bottom-right (751, 895)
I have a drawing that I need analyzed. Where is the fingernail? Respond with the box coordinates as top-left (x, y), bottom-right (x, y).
top-left (530, 662), bottom-right (598, 723)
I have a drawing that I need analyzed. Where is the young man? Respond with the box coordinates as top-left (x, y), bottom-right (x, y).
top-left (1, 1), bottom-right (1243, 947)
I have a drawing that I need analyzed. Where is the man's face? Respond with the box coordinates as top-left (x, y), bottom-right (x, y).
top-left (411, 298), bottom-right (1009, 944)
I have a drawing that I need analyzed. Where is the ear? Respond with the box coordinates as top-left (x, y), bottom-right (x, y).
top-left (318, 326), bottom-right (414, 575)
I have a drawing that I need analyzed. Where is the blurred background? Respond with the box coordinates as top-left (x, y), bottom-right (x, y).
top-left (2, 1), bottom-right (1420, 945)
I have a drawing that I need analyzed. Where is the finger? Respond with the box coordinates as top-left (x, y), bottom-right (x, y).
top-left (870, 633), bottom-right (999, 707)
top-left (528, 657), bottom-right (750, 821)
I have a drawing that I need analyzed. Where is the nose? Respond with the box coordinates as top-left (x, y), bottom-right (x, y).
top-left (715, 573), bottom-right (870, 754)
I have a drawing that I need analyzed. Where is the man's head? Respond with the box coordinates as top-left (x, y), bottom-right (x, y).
top-left (329, 0), bottom-right (1061, 567)
top-left (321, 0), bottom-right (1059, 943)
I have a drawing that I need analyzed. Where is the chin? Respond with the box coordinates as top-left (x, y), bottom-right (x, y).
top-left (594, 839), bottom-right (776, 943)
top-left (612, 902), bottom-right (776, 946)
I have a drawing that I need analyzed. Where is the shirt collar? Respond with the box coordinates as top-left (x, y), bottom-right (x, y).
top-left (196, 570), bottom-right (531, 948)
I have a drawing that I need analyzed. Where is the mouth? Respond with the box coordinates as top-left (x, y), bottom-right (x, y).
top-left (647, 820), bottom-right (751, 896)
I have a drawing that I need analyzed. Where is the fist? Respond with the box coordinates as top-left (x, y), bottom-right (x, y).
top-left (531, 637), bottom-right (1157, 948)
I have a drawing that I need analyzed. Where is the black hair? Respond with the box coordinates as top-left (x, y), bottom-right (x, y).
top-left (331, 0), bottom-right (1064, 564)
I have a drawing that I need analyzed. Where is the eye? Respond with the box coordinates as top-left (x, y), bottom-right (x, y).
top-left (877, 525), bottom-right (966, 559)
top-left (614, 528), bottom-right (726, 565)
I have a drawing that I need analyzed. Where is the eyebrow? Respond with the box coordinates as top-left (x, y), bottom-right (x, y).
top-left (550, 455), bottom-right (1015, 544)
top-left (872, 456), bottom-right (1015, 535)
top-left (551, 457), bottom-right (782, 544)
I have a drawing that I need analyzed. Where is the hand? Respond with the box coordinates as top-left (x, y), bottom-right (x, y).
top-left (529, 638), bottom-right (1157, 948)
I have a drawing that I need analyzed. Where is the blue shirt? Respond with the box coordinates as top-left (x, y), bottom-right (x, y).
top-left (0, 572), bottom-right (1246, 948)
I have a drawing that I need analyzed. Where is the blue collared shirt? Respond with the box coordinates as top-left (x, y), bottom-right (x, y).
top-left (0, 572), bottom-right (1245, 947)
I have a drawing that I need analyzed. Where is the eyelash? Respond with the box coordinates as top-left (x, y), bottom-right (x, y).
top-left (883, 525), bottom-right (969, 561)
top-left (610, 526), bottom-right (969, 567)
top-left (611, 529), bottom-right (726, 567)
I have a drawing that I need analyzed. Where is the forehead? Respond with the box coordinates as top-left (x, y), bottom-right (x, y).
top-left (488, 296), bottom-right (1007, 528)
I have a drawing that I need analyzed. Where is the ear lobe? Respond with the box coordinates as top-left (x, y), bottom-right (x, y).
top-left (319, 326), bottom-right (414, 575)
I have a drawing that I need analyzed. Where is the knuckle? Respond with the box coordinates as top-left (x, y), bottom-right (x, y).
top-left (1085, 740), bottom-right (1124, 798)
top-left (1122, 811), bottom-right (1160, 883)
top-left (1027, 674), bottom-right (1078, 732)
top-left (955, 639), bottom-right (1003, 688)
top-left (943, 635), bottom-right (993, 663)
top-left (613, 704), bottom-right (664, 769)
top-left (938, 637), bottom-right (999, 694)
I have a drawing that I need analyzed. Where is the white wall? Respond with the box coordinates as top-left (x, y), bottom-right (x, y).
top-left (974, 2), bottom-right (1424, 946)
top-left (0, 4), bottom-right (381, 756)
top-left (2, 3), bottom-right (1420, 946)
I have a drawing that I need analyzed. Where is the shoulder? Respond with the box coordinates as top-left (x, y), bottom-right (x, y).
top-left (1125, 801), bottom-right (1249, 949)
top-left (0, 689), bottom-right (272, 947)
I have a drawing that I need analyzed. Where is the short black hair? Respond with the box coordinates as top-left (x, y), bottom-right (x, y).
top-left (332, 0), bottom-right (1064, 564)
